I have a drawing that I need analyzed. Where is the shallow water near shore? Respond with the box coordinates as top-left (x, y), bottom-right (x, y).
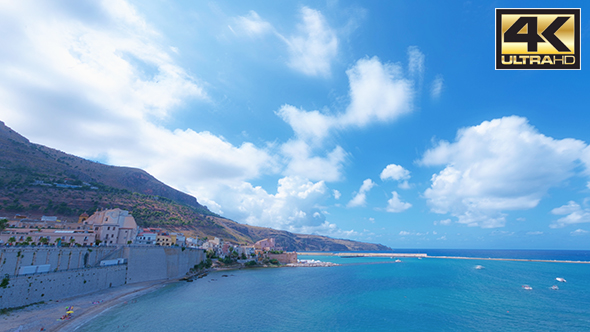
top-left (77, 250), bottom-right (590, 332)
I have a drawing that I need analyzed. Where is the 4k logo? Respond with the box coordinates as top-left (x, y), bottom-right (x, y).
top-left (496, 9), bottom-right (580, 70)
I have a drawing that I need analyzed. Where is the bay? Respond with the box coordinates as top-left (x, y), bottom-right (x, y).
top-left (76, 250), bottom-right (590, 332)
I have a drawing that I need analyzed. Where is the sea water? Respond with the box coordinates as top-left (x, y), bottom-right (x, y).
top-left (77, 250), bottom-right (590, 331)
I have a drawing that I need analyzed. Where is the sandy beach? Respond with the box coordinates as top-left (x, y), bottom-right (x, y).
top-left (1, 279), bottom-right (174, 332)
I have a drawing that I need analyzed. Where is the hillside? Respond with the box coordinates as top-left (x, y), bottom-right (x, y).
top-left (0, 121), bottom-right (391, 252)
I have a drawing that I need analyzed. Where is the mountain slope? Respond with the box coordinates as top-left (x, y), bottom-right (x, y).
top-left (0, 121), bottom-right (391, 251)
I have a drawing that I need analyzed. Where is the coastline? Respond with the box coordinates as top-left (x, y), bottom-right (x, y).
top-left (4, 253), bottom-right (589, 331)
top-left (2, 279), bottom-right (174, 332)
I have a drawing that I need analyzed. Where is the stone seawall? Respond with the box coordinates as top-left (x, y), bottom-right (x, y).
top-left (0, 247), bottom-right (122, 276)
top-left (124, 246), bottom-right (205, 284)
top-left (0, 265), bottom-right (127, 309)
top-left (0, 246), bottom-right (204, 309)
top-left (267, 252), bottom-right (298, 264)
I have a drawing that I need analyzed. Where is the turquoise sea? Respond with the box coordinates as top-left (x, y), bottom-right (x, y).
top-left (78, 250), bottom-right (590, 331)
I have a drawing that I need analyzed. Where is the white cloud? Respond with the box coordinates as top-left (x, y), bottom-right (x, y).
top-left (550, 201), bottom-right (590, 228)
top-left (386, 191), bottom-right (412, 213)
top-left (490, 230), bottom-right (514, 236)
top-left (235, 11), bottom-right (273, 36)
top-left (526, 231), bottom-right (543, 235)
top-left (276, 105), bottom-right (334, 143)
top-left (286, 7), bottom-right (338, 77)
top-left (333, 190), bottom-right (341, 200)
top-left (281, 140), bottom-right (347, 182)
top-left (232, 7), bottom-right (338, 77)
top-left (422, 116), bottom-right (587, 228)
top-left (0, 1), bottom-right (342, 234)
top-left (431, 74), bottom-right (443, 99)
top-left (204, 176), bottom-right (355, 237)
top-left (571, 229), bottom-right (588, 236)
top-left (380, 164), bottom-right (410, 181)
top-left (407, 46), bottom-right (424, 83)
top-left (341, 57), bottom-right (413, 128)
top-left (278, 56), bottom-right (414, 144)
top-left (0, 1), bottom-right (282, 199)
top-left (348, 179), bottom-right (376, 207)
top-left (434, 219), bottom-right (452, 226)
top-left (399, 231), bottom-right (411, 236)
top-left (380, 164), bottom-right (411, 189)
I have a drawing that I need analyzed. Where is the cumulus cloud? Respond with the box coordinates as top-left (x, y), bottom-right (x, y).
top-left (276, 105), bottom-right (334, 143)
top-left (204, 176), bottom-right (355, 237)
top-left (278, 56), bottom-right (413, 144)
top-left (0, 0), bottom-right (206, 148)
top-left (341, 57), bottom-right (413, 127)
top-left (550, 201), bottom-right (590, 228)
top-left (281, 140), bottom-right (347, 182)
top-left (526, 231), bottom-right (543, 235)
top-left (380, 164), bottom-right (410, 181)
top-left (422, 116), bottom-right (587, 228)
top-left (380, 164), bottom-right (411, 189)
top-left (386, 191), bottom-right (412, 213)
top-left (399, 231), bottom-right (411, 236)
top-left (348, 179), bottom-right (376, 208)
top-left (0, 1), bottom-right (282, 198)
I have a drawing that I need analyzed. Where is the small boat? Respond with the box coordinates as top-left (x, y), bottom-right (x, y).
top-left (395, 259), bottom-right (402, 263)
top-left (522, 285), bottom-right (533, 290)
top-left (551, 285), bottom-right (559, 290)
top-left (475, 265), bottom-right (485, 270)
top-left (556, 277), bottom-right (566, 282)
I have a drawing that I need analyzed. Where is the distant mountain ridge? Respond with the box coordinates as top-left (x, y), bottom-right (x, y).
top-left (0, 121), bottom-right (391, 252)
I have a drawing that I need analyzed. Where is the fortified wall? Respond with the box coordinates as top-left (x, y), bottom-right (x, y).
top-left (267, 252), bottom-right (298, 264)
top-left (0, 246), bottom-right (204, 309)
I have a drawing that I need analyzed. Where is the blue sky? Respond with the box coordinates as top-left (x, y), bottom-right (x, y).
top-left (1, 1), bottom-right (589, 249)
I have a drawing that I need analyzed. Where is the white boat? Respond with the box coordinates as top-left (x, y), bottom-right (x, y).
top-left (551, 285), bottom-right (559, 290)
top-left (522, 285), bottom-right (533, 290)
top-left (556, 277), bottom-right (567, 282)
top-left (395, 259), bottom-right (402, 263)
top-left (475, 265), bottom-right (485, 270)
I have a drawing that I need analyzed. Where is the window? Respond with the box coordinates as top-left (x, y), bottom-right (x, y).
top-left (107, 227), bottom-right (110, 230)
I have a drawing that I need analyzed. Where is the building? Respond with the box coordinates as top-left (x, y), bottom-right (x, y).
top-left (78, 212), bottom-right (89, 223)
top-left (170, 232), bottom-right (186, 246)
top-left (85, 209), bottom-right (139, 245)
top-left (136, 231), bottom-right (157, 245)
top-left (254, 238), bottom-right (281, 251)
top-left (156, 233), bottom-right (172, 246)
top-left (0, 228), bottom-right (95, 246)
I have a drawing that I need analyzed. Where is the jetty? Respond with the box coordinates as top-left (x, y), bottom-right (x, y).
top-left (301, 252), bottom-right (427, 258)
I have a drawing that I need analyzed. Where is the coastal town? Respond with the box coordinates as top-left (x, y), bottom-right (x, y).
top-left (0, 208), bottom-right (298, 265)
